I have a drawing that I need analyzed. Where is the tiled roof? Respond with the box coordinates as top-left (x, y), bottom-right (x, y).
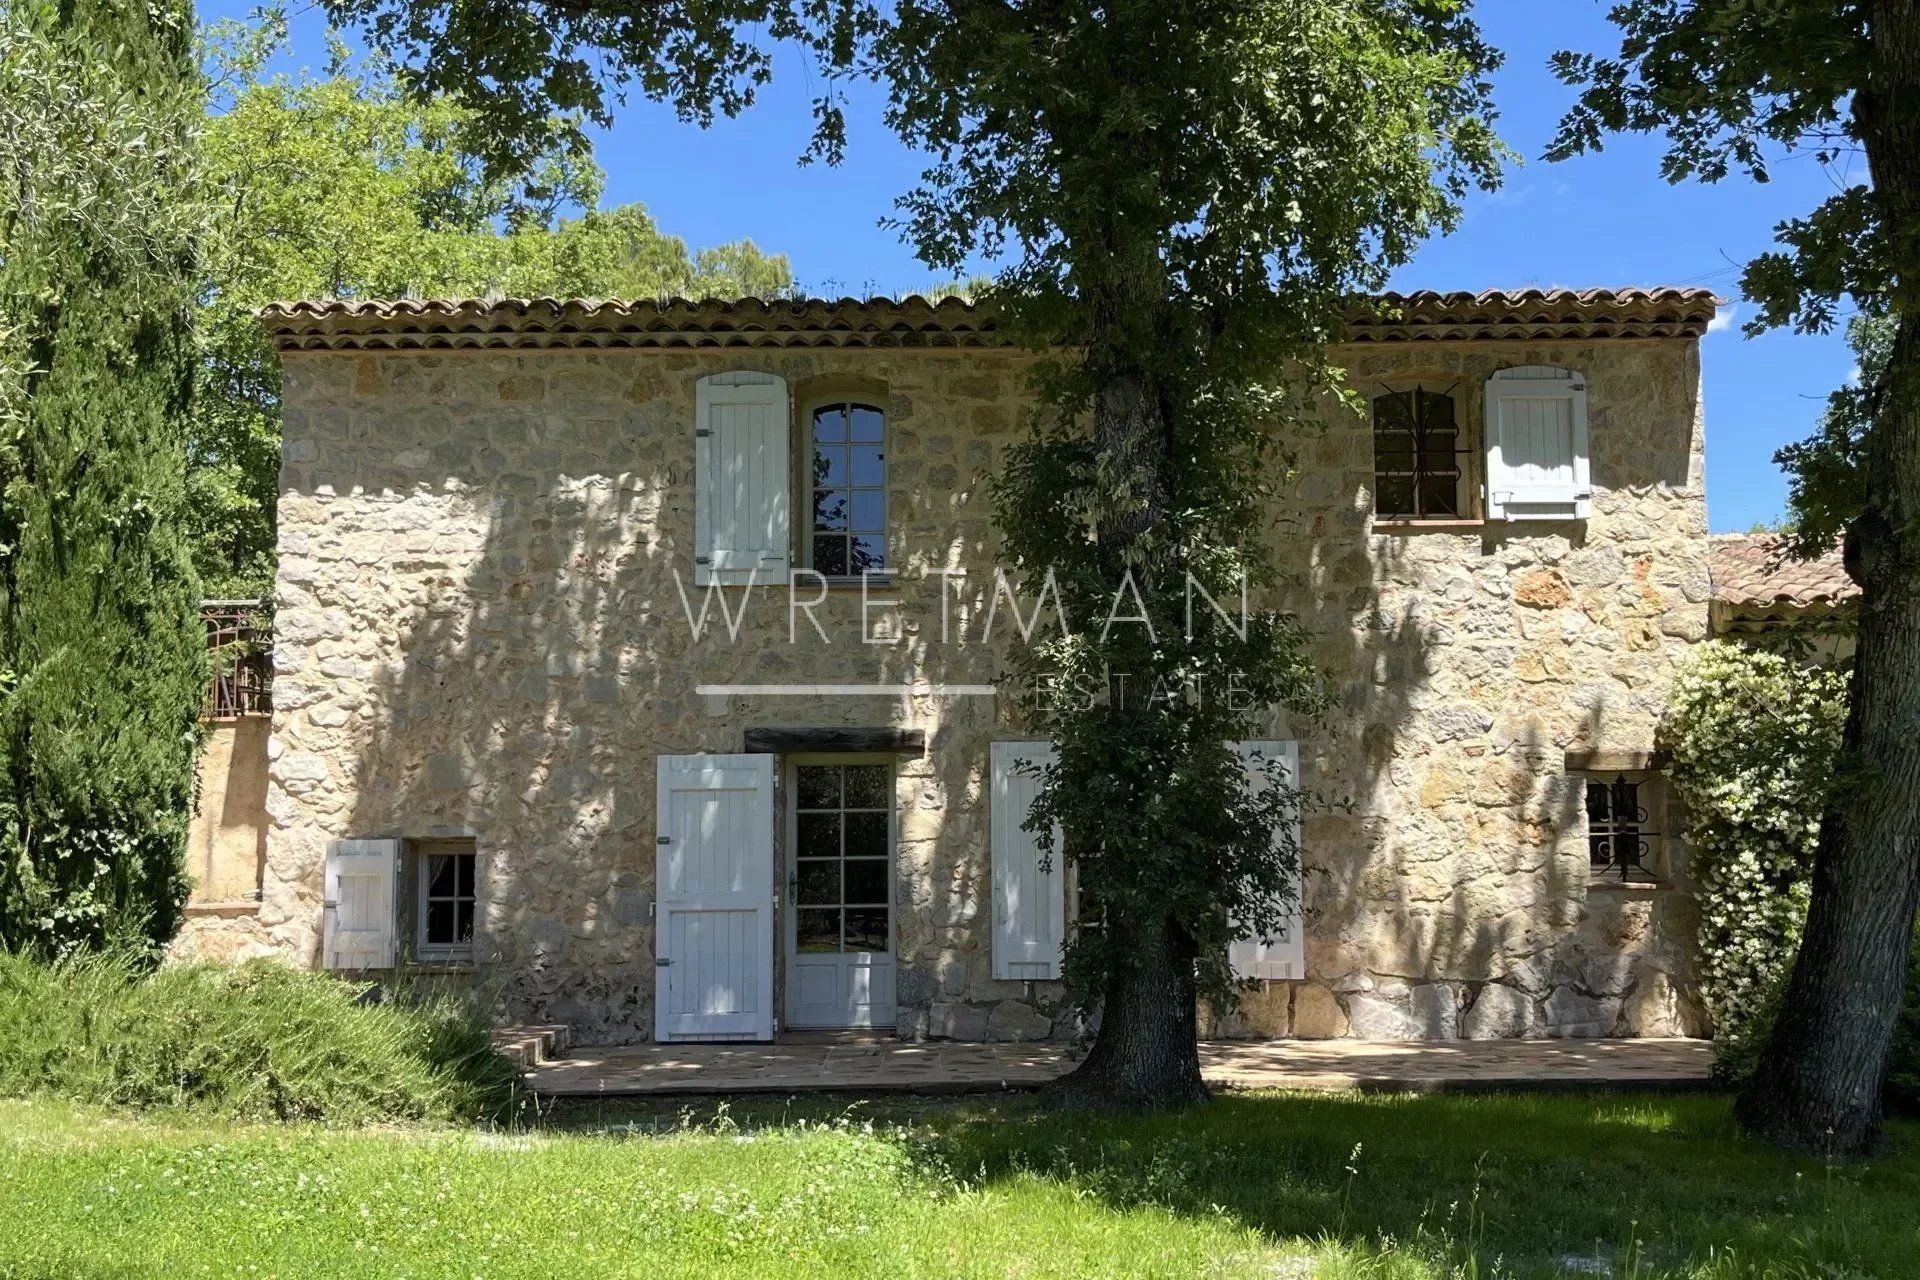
top-left (1709, 533), bottom-right (1858, 608)
top-left (260, 287), bottom-right (1725, 353)
top-left (1346, 287), bottom-right (1723, 343)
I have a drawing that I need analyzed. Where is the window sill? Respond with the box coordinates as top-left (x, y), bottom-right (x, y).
top-left (1370, 519), bottom-right (1485, 534)
top-left (405, 956), bottom-right (476, 973)
top-left (1587, 879), bottom-right (1675, 894)
top-left (813, 575), bottom-right (893, 590)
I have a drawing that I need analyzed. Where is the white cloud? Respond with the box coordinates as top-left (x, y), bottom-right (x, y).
top-left (1706, 303), bottom-right (1739, 334)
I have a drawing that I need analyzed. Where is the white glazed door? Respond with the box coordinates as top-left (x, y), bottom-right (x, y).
top-left (784, 758), bottom-right (897, 1029)
top-left (654, 753), bottom-right (777, 1042)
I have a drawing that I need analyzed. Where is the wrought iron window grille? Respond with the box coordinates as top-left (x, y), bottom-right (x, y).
top-left (202, 600), bottom-right (272, 719)
top-left (1586, 774), bottom-right (1662, 883)
top-left (1371, 382), bottom-right (1471, 521)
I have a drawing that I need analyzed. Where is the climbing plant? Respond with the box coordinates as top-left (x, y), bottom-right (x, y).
top-left (1662, 642), bottom-right (1848, 1062)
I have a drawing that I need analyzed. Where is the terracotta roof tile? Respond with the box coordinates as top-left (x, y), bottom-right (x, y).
top-left (259, 287), bottom-right (1726, 352)
top-left (1709, 533), bottom-right (1858, 608)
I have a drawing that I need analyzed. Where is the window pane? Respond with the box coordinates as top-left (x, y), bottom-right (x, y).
top-left (427, 855), bottom-right (456, 898)
top-left (1373, 393), bottom-right (1413, 431)
top-left (812, 535), bottom-right (849, 576)
top-left (426, 901), bottom-right (455, 946)
top-left (1374, 475), bottom-right (1416, 518)
top-left (812, 405), bottom-right (847, 443)
top-left (456, 856), bottom-right (475, 898)
top-left (1418, 474), bottom-right (1460, 518)
top-left (796, 812), bottom-right (840, 859)
top-left (796, 765), bottom-right (840, 809)
top-left (1585, 782), bottom-right (1611, 822)
top-left (850, 405), bottom-right (884, 443)
top-left (850, 444), bottom-right (884, 486)
top-left (1588, 835), bottom-right (1613, 870)
top-left (455, 901), bottom-right (475, 943)
top-left (812, 445), bottom-right (847, 487)
top-left (812, 488), bottom-right (849, 532)
top-left (849, 535), bottom-right (886, 575)
top-left (844, 859), bottom-right (887, 905)
top-left (797, 908), bottom-right (841, 953)
top-left (843, 765), bottom-right (889, 809)
top-left (1372, 431), bottom-right (1417, 466)
top-left (844, 811), bottom-right (888, 859)
top-left (797, 859), bottom-right (840, 905)
top-left (850, 491), bottom-right (885, 533)
top-left (844, 908), bottom-right (889, 953)
top-left (1416, 391), bottom-right (1457, 431)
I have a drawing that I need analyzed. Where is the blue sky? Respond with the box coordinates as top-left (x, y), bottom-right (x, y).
top-left (230, 0), bottom-right (1860, 532)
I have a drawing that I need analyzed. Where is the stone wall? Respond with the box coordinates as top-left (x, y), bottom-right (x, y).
top-left (265, 336), bottom-right (1710, 1043)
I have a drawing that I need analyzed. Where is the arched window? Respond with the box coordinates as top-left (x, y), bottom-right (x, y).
top-left (805, 401), bottom-right (888, 576)
top-left (1372, 387), bottom-right (1465, 521)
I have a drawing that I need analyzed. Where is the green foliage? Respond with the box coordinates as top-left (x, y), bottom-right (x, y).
top-left (1776, 312), bottom-right (1893, 559)
top-left (0, 0), bottom-right (208, 955)
top-left (190, 31), bottom-right (797, 596)
top-left (0, 950), bottom-right (519, 1124)
top-left (1547, 3), bottom-right (1882, 336)
top-left (1663, 643), bottom-right (1848, 1053)
top-left (913, 0), bottom-right (1503, 1015)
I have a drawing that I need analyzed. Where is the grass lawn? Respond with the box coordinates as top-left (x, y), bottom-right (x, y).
top-left (2, 1090), bottom-right (1916, 1279)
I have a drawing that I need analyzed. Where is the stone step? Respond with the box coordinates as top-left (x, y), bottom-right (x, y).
top-left (490, 1023), bottom-right (573, 1070)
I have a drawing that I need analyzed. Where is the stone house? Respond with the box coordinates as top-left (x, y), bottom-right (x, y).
top-left (233, 288), bottom-right (1723, 1045)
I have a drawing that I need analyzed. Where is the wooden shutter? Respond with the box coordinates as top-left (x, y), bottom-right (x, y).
top-left (991, 740), bottom-right (1065, 980)
top-left (654, 753), bottom-right (777, 1041)
top-left (1485, 366), bottom-right (1590, 522)
top-left (1228, 740), bottom-right (1305, 981)
top-left (323, 839), bottom-right (399, 970)
top-left (694, 372), bottom-right (791, 586)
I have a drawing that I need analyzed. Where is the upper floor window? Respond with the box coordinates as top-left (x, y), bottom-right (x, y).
top-left (807, 401), bottom-right (887, 577)
top-left (1372, 387), bottom-right (1467, 521)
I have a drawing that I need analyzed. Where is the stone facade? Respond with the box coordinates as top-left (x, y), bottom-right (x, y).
top-left (254, 296), bottom-right (1715, 1044)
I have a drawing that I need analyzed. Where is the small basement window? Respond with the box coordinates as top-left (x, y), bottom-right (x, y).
top-left (1584, 774), bottom-right (1666, 884)
top-left (412, 838), bottom-right (478, 962)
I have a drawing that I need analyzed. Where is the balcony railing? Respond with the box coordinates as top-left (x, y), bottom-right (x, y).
top-left (203, 599), bottom-right (272, 719)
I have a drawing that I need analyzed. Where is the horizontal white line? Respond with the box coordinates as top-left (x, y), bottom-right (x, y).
top-left (696, 683), bottom-right (998, 697)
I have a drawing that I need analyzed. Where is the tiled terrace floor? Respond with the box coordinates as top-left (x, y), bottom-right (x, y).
top-left (526, 1036), bottom-right (1713, 1097)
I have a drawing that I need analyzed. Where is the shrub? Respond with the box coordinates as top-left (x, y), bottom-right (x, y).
top-left (0, 950), bottom-right (521, 1124)
top-left (1662, 643), bottom-right (1848, 1047)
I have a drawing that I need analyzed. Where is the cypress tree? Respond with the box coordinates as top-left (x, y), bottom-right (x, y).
top-left (0, 0), bottom-right (207, 954)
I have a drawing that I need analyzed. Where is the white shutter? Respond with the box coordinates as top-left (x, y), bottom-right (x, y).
top-left (654, 754), bottom-right (777, 1041)
top-left (1485, 365), bottom-right (1590, 521)
top-left (694, 371), bottom-right (791, 586)
top-left (1229, 740), bottom-right (1305, 981)
top-left (323, 838), bottom-right (399, 970)
top-left (991, 740), bottom-right (1065, 980)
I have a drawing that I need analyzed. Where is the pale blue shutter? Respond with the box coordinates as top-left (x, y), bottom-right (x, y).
top-left (1485, 366), bottom-right (1590, 521)
top-left (695, 372), bottom-right (791, 585)
top-left (323, 839), bottom-right (400, 969)
top-left (991, 741), bottom-right (1065, 980)
top-left (1228, 740), bottom-right (1305, 981)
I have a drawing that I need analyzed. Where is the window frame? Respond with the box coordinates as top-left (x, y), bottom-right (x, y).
top-left (1368, 380), bottom-right (1478, 526)
top-left (785, 754), bottom-right (898, 958)
top-left (798, 397), bottom-right (890, 582)
top-left (410, 838), bottom-right (479, 965)
top-left (1580, 771), bottom-right (1669, 886)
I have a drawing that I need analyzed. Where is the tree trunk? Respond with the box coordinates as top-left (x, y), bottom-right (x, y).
top-left (1053, 911), bottom-right (1210, 1106)
top-left (1046, 353), bottom-right (1212, 1108)
top-left (1734, 6), bottom-right (1920, 1153)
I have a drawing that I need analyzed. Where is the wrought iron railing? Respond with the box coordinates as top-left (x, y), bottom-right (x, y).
top-left (203, 600), bottom-right (272, 719)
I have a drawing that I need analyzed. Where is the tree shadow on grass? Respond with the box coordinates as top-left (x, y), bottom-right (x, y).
top-left (535, 1088), bottom-right (1920, 1278)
